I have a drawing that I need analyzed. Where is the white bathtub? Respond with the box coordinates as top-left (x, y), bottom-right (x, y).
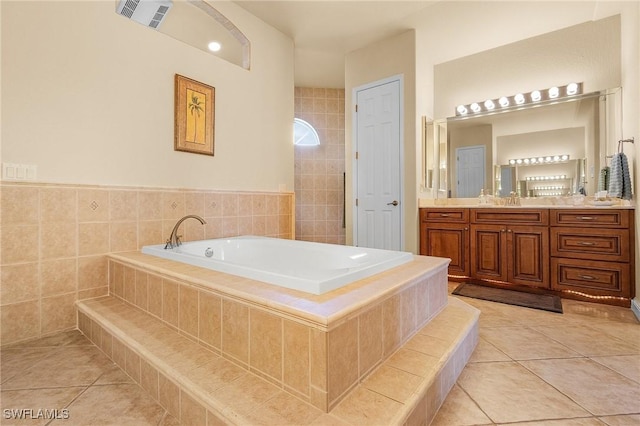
top-left (141, 236), bottom-right (414, 294)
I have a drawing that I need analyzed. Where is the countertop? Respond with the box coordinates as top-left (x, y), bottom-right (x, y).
top-left (418, 197), bottom-right (635, 209)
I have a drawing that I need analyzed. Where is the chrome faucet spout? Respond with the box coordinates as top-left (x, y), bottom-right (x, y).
top-left (165, 215), bottom-right (206, 249)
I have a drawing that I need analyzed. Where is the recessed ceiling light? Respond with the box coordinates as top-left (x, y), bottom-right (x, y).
top-left (208, 41), bottom-right (222, 52)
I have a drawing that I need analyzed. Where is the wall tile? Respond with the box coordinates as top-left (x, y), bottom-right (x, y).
top-left (112, 338), bottom-right (126, 370)
top-left (78, 222), bottom-right (110, 255)
top-left (40, 187), bottom-right (76, 223)
top-left (135, 270), bottom-right (148, 310)
top-left (158, 372), bottom-right (180, 419)
top-left (147, 274), bottom-right (163, 318)
top-left (0, 183), bottom-right (294, 345)
top-left (162, 279), bottom-right (179, 327)
top-left (402, 286), bottom-right (418, 340)
top-left (199, 291), bottom-right (221, 349)
top-left (283, 319), bottom-right (310, 397)
top-left (78, 256), bottom-right (107, 290)
top-left (179, 285), bottom-right (199, 338)
top-left (359, 304), bottom-right (383, 376)
top-left (328, 317), bottom-right (359, 403)
top-left (41, 292), bottom-right (76, 334)
top-left (1, 263), bottom-right (39, 305)
top-left (383, 294), bottom-right (402, 356)
top-left (222, 299), bottom-right (249, 364)
top-left (1, 225), bottom-right (39, 264)
top-left (1, 186), bottom-right (39, 225)
top-left (222, 194), bottom-right (238, 217)
top-left (109, 190), bottom-right (138, 222)
top-left (125, 346), bottom-right (141, 382)
top-left (77, 188), bottom-right (109, 223)
top-left (123, 266), bottom-right (136, 305)
top-left (1, 300), bottom-right (40, 343)
top-left (140, 358), bottom-right (159, 400)
top-left (40, 258), bottom-right (77, 297)
top-left (180, 391), bottom-right (207, 426)
top-left (138, 191), bottom-right (163, 221)
top-left (249, 308), bottom-right (282, 380)
top-left (41, 223), bottom-right (77, 260)
top-left (110, 222), bottom-right (137, 252)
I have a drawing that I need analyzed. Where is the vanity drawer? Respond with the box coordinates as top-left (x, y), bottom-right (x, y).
top-left (420, 208), bottom-right (468, 223)
top-left (551, 258), bottom-right (630, 297)
top-left (551, 228), bottom-right (629, 262)
top-left (471, 208), bottom-right (548, 226)
top-left (551, 209), bottom-right (630, 228)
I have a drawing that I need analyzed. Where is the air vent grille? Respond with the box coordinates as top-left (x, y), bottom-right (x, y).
top-left (149, 5), bottom-right (170, 28)
top-left (119, 0), bottom-right (140, 19)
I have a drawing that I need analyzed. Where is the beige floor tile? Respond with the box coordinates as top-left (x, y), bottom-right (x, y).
top-left (498, 418), bottom-right (606, 425)
top-left (467, 338), bottom-right (511, 363)
top-left (93, 362), bottom-right (137, 385)
top-left (244, 391), bottom-right (323, 425)
top-left (330, 386), bottom-right (403, 426)
top-left (457, 361), bottom-right (589, 423)
top-left (0, 348), bottom-right (51, 384)
top-left (431, 384), bottom-right (491, 426)
top-left (0, 387), bottom-right (85, 426)
top-left (4, 330), bottom-right (92, 349)
top-left (480, 326), bottom-right (580, 360)
top-left (362, 364), bottom-right (422, 403)
top-left (532, 324), bottom-right (638, 356)
top-left (521, 358), bottom-right (640, 416)
top-left (308, 413), bottom-right (352, 425)
top-left (590, 355), bottom-right (640, 383)
top-left (385, 347), bottom-right (439, 377)
top-left (598, 414), bottom-right (640, 425)
top-left (56, 383), bottom-right (166, 425)
top-left (2, 346), bottom-right (113, 390)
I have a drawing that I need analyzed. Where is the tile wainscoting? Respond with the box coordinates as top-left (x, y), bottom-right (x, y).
top-left (0, 182), bottom-right (294, 346)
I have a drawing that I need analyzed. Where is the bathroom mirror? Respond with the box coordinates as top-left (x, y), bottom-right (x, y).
top-left (115, 0), bottom-right (250, 69)
top-left (426, 88), bottom-right (622, 198)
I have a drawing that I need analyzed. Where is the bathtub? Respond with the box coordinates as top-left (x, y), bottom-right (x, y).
top-left (141, 236), bottom-right (414, 294)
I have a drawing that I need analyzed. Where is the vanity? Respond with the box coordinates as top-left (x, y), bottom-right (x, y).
top-left (420, 204), bottom-right (635, 307)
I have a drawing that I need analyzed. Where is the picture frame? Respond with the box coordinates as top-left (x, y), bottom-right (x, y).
top-left (174, 74), bottom-right (215, 156)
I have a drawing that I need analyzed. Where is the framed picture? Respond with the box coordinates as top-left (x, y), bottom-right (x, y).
top-left (174, 74), bottom-right (215, 156)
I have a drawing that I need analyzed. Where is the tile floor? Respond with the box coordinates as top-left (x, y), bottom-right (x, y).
top-left (1, 284), bottom-right (638, 425)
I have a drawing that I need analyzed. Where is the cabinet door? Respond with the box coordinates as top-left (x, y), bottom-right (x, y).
top-left (470, 224), bottom-right (507, 282)
top-left (508, 225), bottom-right (550, 288)
top-left (421, 223), bottom-right (470, 277)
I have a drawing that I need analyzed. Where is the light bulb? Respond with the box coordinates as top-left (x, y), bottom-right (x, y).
top-left (561, 154), bottom-right (569, 161)
top-left (548, 87), bottom-right (560, 98)
top-left (207, 41), bottom-right (222, 52)
top-left (457, 105), bottom-right (468, 115)
top-left (531, 90), bottom-right (542, 101)
top-left (567, 82), bottom-right (579, 95)
top-left (514, 93), bottom-right (525, 104)
top-left (470, 102), bottom-right (481, 113)
top-left (484, 99), bottom-right (495, 110)
top-left (499, 96), bottom-right (510, 107)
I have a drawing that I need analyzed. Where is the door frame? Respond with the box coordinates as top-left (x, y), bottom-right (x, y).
top-left (351, 74), bottom-right (404, 249)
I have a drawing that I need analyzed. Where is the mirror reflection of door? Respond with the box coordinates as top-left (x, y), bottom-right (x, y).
top-left (456, 145), bottom-right (485, 198)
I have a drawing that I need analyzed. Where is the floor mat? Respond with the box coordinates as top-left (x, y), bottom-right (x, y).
top-left (452, 283), bottom-right (563, 313)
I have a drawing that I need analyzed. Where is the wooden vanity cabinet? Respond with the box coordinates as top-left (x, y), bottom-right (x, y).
top-left (419, 207), bottom-right (634, 305)
top-left (550, 209), bottom-right (634, 300)
top-left (419, 208), bottom-right (470, 278)
top-left (470, 209), bottom-right (550, 289)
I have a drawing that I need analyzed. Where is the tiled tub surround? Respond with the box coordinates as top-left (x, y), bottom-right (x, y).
top-left (77, 250), bottom-right (479, 424)
top-left (0, 182), bottom-right (294, 346)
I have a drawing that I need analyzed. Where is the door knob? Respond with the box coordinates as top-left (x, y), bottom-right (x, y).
top-left (387, 200), bottom-right (399, 206)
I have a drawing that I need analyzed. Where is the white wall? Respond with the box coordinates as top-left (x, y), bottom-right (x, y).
top-left (1, 0), bottom-right (295, 192)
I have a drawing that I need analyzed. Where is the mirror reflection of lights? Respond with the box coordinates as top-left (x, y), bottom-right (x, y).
top-left (509, 155), bottom-right (570, 166)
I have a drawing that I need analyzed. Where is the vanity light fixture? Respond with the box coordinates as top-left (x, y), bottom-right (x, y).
top-left (454, 82), bottom-right (583, 116)
top-left (509, 154), bottom-right (570, 166)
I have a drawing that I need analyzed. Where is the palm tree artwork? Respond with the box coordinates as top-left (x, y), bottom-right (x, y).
top-left (186, 89), bottom-right (206, 144)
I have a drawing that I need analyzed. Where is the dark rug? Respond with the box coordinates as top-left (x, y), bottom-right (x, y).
top-left (452, 283), bottom-right (563, 313)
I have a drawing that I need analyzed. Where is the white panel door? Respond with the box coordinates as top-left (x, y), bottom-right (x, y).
top-left (355, 79), bottom-right (401, 250)
top-left (456, 145), bottom-right (485, 198)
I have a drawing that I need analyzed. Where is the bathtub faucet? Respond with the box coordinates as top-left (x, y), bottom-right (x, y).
top-left (165, 215), bottom-right (207, 249)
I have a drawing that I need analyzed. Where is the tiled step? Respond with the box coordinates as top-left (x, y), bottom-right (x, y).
top-left (76, 295), bottom-right (478, 425)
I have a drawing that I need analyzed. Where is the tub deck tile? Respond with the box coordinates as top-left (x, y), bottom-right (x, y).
top-left (76, 295), bottom-right (479, 425)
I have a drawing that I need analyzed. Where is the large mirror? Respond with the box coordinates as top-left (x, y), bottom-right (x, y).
top-left (115, 0), bottom-right (250, 69)
top-left (424, 87), bottom-right (623, 198)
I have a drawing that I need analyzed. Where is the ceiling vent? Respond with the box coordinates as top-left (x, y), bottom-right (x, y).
top-left (117, 0), bottom-right (173, 29)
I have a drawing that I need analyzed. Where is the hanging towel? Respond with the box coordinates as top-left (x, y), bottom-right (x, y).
top-left (597, 166), bottom-right (610, 192)
top-left (608, 152), bottom-right (633, 199)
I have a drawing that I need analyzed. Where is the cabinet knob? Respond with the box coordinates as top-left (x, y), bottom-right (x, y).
top-left (501, 229), bottom-right (506, 233)
top-left (507, 229), bottom-right (512, 233)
